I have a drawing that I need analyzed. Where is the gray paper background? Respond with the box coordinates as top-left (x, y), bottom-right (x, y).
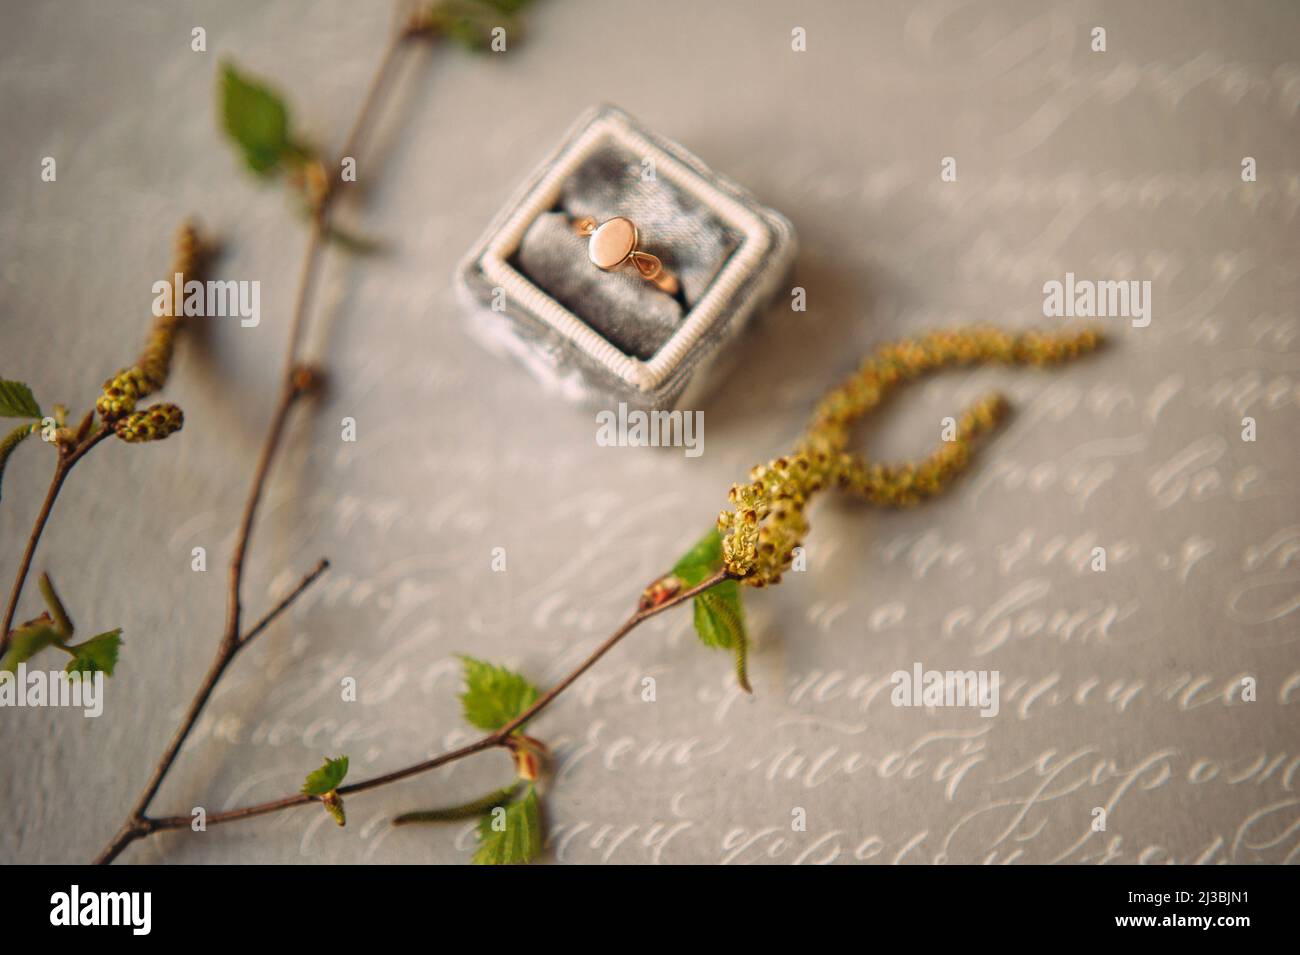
top-left (1, 0), bottom-right (1297, 864)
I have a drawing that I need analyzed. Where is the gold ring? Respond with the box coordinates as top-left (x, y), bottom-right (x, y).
top-left (572, 215), bottom-right (680, 296)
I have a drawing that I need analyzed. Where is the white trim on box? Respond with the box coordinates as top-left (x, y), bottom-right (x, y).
top-left (478, 114), bottom-right (772, 392)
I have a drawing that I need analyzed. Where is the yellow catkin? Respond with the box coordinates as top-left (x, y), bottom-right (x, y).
top-left (717, 327), bottom-right (1104, 584)
top-left (837, 393), bottom-right (1008, 507)
top-left (96, 221), bottom-right (205, 424)
top-left (113, 404), bottom-right (184, 443)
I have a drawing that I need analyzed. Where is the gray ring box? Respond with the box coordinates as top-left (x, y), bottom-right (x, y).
top-left (456, 104), bottom-right (797, 411)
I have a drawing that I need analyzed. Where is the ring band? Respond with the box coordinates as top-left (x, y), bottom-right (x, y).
top-left (572, 215), bottom-right (680, 296)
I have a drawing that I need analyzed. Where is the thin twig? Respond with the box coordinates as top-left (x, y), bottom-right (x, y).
top-left (1, 463), bottom-right (70, 647)
top-left (94, 22), bottom-right (415, 866)
top-left (240, 558), bottom-right (331, 648)
top-left (222, 379), bottom-right (306, 649)
top-left (1, 426), bottom-right (113, 651)
top-left (92, 558), bottom-right (333, 864)
top-left (132, 569), bottom-right (731, 837)
top-left (226, 28), bottom-right (410, 644)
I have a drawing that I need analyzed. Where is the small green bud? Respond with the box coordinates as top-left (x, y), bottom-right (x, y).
top-left (322, 791), bottom-right (345, 827)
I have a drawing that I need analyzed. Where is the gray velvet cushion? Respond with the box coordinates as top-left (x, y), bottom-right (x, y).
top-left (515, 141), bottom-right (741, 360)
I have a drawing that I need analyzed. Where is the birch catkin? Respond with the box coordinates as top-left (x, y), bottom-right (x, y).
top-left (718, 327), bottom-right (1105, 585)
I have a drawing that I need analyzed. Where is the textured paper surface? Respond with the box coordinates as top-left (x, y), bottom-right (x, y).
top-left (1, 0), bottom-right (1297, 864)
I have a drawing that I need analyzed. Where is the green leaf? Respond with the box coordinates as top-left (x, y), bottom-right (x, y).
top-left (0, 380), bottom-right (41, 419)
top-left (301, 755), bottom-right (349, 795)
top-left (672, 528), bottom-right (752, 691)
top-left (65, 629), bottom-right (122, 676)
top-left (479, 0), bottom-right (533, 13)
top-left (671, 527), bottom-right (725, 586)
top-left (697, 585), bottom-right (751, 692)
top-left (458, 656), bottom-right (539, 732)
top-left (393, 785), bottom-right (520, 825)
top-left (0, 422), bottom-right (36, 501)
top-left (444, 17), bottom-right (496, 52)
top-left (219, 62), bottom-right (293, 174)
top-left (421, 0), bottom-right (533, 52)
top-left (693, 582), bottom-right (745, 649)
top-left (1, 617), bottom-right (63, 673)
top-left (473, 786), bottom-right (541, 865)
top-left (324, 222), bottom-right (385, 255)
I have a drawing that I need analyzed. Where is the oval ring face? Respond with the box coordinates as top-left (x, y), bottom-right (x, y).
top-left (588, 216), bottom-right (638, 270)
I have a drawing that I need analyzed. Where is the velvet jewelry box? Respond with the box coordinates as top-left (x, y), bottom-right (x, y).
top-left (456, 105), bottom-right (797, 411)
